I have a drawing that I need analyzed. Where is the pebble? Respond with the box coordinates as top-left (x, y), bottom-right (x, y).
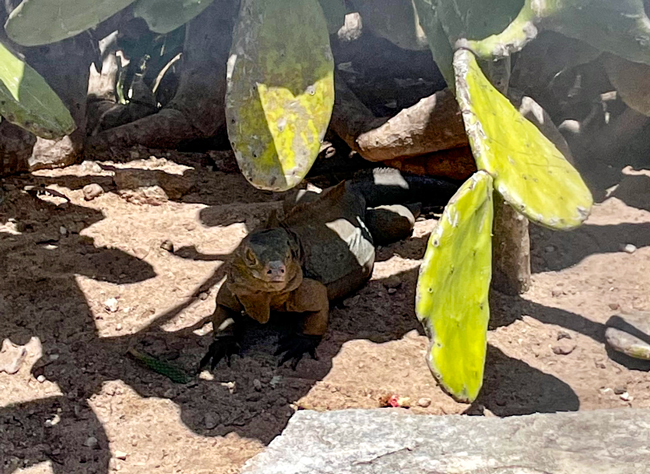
top-left (84, 436), bottom-right (99, 449)
top-left (45, 414), bottom-right (61, 427)
top-left (382, 276), bottom-right (402, 289)
top-left (387, 288), bottom-right (397, 295)
top-left (253, 379), bottom-right (263, 391)
top-left (270, 375), bottom-right (283, 388)
top-left (552, 339), bottom-right (576, 355)
top-left (605, 311), bottom-right (650, 361)
top-left (608, 303), bottom-right (620, 310)
top-left (416, 398), bottom-right (432, 408)
top-left (204, 413), bottom-right (219, 430)
top-left (199, 370), bottom-right (215, 381)
top-left (620, 392), bottom-right (632, 402)
top-left (199, 292), bottom-right (209, 301)
top-left (622, 244), bottom-right (637, 254)
top-left (83, 183), bottom-right (104, 201)
top-left (104, 298), bottom-right (119, 313)
top-left (160, 240), bottom-right (174, 253)
top-left (114, 450), bottom-right (128, 460)
top-left (37, 375), bottom-right (46, 383)
top-left (343, 295), bottom-right (361, 308)
top-left (116, 323), bottom-right (122, 331)
top-left (614, 385), bottom-right (627, 395)
top-left (59, 226), bottom-right (67, 236)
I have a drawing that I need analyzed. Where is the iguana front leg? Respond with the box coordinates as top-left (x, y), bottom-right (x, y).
top-left (199, 284), bottom-right (244, 371)
top-left (276, 278), bottom-right (329, 369)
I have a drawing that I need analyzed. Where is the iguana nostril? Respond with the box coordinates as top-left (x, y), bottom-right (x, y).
top-left (267, 261), bottom-right (286, 278)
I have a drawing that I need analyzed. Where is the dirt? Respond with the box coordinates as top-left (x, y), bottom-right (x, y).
top-left (1, 149), bottom-right (650, 474)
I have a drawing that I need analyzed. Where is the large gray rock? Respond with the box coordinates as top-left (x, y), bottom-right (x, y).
top-left (242, 409), bottom-right (650, 474)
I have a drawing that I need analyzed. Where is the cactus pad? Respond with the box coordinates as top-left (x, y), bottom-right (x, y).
top-left (0, 42), bottom-right (75, 139)
top-left (317, 0), bottom-right (347, 34)
top-left (133, 0), bottom-right (215, 34)
top-left (5, 0), bottom-right (137, 46)
top-left (412, 0), bottom-right (455, 88)
top-left (461, 0), bottom-right (650, 65)
top-left (226, 0), bottom-right (334, 191)
top-left (416, 170), bottom-right (494, 403)
top-left (454, 49), bottom-right (592, 230)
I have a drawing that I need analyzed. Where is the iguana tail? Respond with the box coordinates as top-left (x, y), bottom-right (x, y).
top-left (348, 168), bottom-right (460, 208)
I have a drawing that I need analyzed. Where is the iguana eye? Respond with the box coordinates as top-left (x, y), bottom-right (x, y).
top-left (245, 248), bottom-right (257, 266)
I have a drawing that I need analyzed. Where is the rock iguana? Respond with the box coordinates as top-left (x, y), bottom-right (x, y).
top-left (200, 168), bottom-right (458, 370)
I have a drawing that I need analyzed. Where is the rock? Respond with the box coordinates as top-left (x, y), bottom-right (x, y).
top-left (253, 379), bottom-right (263, 391)
top-left (343, 295), bottom-right (361, 308)
top-left (552, 339), bottom-right (577, 355)
top-left (622, 244), bottom-right (637, 254)
top-left (83, 183), bottom-right (104, 200)
top-left (114, 450), bottom-right (128, 460)
top-left (118, 186), bottom-right (169, 206)
top-left (160, 240), bottom-right (174, 253)
top-left (104, 298), bottom-right (119, 313)
top-left (0, 338), bottom-right (28, 375)
top-left (620, 392), bottom-right (632, 402)
top-left (204, 413), bottom-right (220, 430)
top-left (614, 385), bottom-right (627, 395)
top-left (241, 409), bottom-right (650, 474)
top-left (416, 398), bottom-right (431, 408)
top-left (84, 436), bottom-right (99, 449)
top-left (606, 311), bottom-right (650, 360)
top-left (80, 160), bottom-right (103, 173)
top-left (37, 375), bottom-right (46, 383)
top-left (382, 276), bottom-right (402, 289)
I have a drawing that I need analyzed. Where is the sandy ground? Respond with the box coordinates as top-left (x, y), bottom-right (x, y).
top-left (1, 149), bottom-right (650, 474)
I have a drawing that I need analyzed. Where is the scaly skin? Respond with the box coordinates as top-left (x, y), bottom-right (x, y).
top-left (200, 170), bottom-right (459, 370)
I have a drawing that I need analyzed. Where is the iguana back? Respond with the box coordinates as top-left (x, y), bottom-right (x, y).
top-left (280, 180), bottom-right (375, 301)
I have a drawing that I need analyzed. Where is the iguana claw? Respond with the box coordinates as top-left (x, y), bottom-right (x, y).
top-left (199, 335), bottom-right (241, 371)
top-left (275, 333), bottom-right (321, 370)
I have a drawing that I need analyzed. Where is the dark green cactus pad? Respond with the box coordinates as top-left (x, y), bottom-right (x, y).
top-left (226, 0), bottom-right (335, 191)
top-left (317, 0), bottom-right (347, 34)
top-left (355, 0), bottom-right (428, 51)
top-left (133, 0), bottom-right (215, 34)
top-left (461, 0), bottom-right (650, 65)
top-left (5, 0), bottom-right (137, 46)
top-left (454, 49), bottom-right (592, 230)
top-left (416, 170), bottom-right (494, 403)
top-left (412, 0), bottom-right (455, 88)
top-left (602, 53), bottom-right (650, 116)
top-left (0, 42), bottom-right (75, 138)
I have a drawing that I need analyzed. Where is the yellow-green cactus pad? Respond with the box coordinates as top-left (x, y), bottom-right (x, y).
top-left (454, 49), bottom-right (592, 229)
top-left (134, 0), bottom-right (215, 34)
top-left (5, 0), bottom-right (137, 46)
top-left (226, 0), bottom-right (335, 192)
top-left (462, 0), bottom-right (650, 65)
top-left (416, 170), bottom-right (494, 403)
top-left (0, 42), bottom-right (75, 139)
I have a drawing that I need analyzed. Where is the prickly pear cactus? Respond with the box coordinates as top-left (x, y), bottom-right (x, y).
top-left (416, 170), bottom-right (494, 403)
top-left (133, 0), bottom-right (215, 34)
top-left (461, 0), bottom-right (650, 65)
top-left (0, 42), bottom-right (75, 139)
top-left (412, 0), bottom-right (455, 88)
top-left (317, 0), bottom-right (347, 34)
top-left (354, 0), bottom-right (429, 51)
top-left (226, 0), bottom-right (335, 191)
top-left (602, 53), bottom-right (650, 116)
top-left (5, 0), bottom-right (137, 46)
top-left (454, 49), bottom-right (592, 230)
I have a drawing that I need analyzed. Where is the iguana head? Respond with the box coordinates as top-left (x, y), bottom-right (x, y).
top-left (229, 228), bottom-right (302, 293)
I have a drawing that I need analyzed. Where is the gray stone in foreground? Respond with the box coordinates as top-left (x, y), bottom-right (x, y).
top-left (242, 409), bottom-right (650, 474)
